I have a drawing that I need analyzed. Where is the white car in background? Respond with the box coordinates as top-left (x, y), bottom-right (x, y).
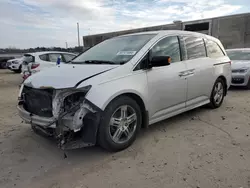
top-left (21, 51), bottom-right (77, 80)
top-left (226, 48), bottom-right (250, 88)
top-left (7, 57), bottom-right (24, 73)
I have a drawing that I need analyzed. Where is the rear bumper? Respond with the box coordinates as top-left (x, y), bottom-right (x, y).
top-left (17, 105), bottom-right (56, 128)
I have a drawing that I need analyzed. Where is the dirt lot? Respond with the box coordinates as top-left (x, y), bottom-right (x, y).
top-left (0, 69), bottom-right (250, 188)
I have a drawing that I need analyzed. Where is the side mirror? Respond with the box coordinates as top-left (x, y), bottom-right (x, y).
top-left (149, 56), bottom-right (171, 68)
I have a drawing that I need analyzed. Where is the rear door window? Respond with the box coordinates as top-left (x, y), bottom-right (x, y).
top-left (184, 36), bottom-right (206, 60)
top-left (205, 40), bottom-right (225, 58)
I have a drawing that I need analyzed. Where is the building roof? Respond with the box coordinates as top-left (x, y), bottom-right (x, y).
top-left (83, 12), bottom-right (250, 38)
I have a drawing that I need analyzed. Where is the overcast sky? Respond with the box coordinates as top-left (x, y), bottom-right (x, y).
top-left (0, 0), bottom-right (249, 48)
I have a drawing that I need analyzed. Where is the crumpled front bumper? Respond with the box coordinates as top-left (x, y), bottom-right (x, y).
top-left (17, 105), bottom-right (56, 128)
top-left (17, 99), bottom-right (102, 149)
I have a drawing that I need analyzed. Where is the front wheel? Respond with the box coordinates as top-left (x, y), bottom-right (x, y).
top-left (209, 78), bottom-right (225, 109)
top-left (98, 96), bottom-right (142, 152)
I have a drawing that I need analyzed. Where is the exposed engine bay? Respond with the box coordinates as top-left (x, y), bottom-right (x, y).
top-left (18, 85), bottom-right (102, 149)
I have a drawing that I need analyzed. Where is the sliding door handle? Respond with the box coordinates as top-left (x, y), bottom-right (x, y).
top-left (179, 72), bottom-right (189, 77)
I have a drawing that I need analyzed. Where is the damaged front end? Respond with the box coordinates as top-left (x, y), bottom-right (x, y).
top-left (18, 85), bottom-right (102, 149)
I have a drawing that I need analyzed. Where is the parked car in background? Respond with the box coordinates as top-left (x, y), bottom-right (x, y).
top-left (226, 48), bottom-right (250, 88)
top-left (0, 56), bottom-right (15, 69)
top-left (7, 57), bottom-right (24, 73)
top-left (21, 51), bottom-right (77, 80)
top-left (18, 30), bottom-right (231, 152)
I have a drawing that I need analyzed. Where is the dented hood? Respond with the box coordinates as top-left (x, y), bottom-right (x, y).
top-left (24, 64), bottom-right (119, 89)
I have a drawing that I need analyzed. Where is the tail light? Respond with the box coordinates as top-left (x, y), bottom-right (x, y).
top-left (23, 73), bottom-right (31, 80)
top-left (31, 63), bottom-right (40, 69)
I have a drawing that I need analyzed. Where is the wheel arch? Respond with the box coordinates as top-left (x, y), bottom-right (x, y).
top-left (217, 75), bottom-right (228, 96)
top-left (103, 92), bottom-right (149, 128)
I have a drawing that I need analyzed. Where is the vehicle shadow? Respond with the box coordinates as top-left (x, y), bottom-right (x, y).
top-left (7, 105), bottom-right (210, 170)
top-left (229, 86), bottom-right (249, 91)
top-left (138, 106), bottom-right (206, 139)
top-left (6, 126), bottom-right (110, 165)
top-left (0, 70), bottom-right (16, 74)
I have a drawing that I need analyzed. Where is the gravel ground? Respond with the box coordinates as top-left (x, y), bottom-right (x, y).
top-left (0, 69), bottom-right (250, 188)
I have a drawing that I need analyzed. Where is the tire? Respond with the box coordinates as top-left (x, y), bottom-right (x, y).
top-left (0, 62), bottom-right (4, 69)
top-left (14, 65), bottom-right (22, 73)
top-left (98, 96), bottom-right (142, 152)
top-left (0, 62), bottom-right (7, 69)
top-left (246, 79), bottom-right (250, 90)
top-left (209, 78), bottom-right (225, 109)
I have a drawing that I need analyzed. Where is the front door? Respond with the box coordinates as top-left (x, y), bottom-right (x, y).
top-left (146, 36), bottom-right (187, 124)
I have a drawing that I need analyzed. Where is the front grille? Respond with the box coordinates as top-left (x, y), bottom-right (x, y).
top-left (22, 86), bottom-right (53, 117)
top-left (232, 69), bottom-right (246, 73)
top-left (232, 78), bottom-right (244, 84)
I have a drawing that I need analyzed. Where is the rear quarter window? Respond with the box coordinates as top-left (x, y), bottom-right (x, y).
top-left (184, 36), bottom-right (206, 60)
top-left (205, 39), bottom-right (225, 58)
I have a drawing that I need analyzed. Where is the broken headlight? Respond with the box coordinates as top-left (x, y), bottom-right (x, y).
top-left (52, 85), bottom-right (92, 118)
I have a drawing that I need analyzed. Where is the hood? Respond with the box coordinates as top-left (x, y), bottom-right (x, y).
top-left (7, 57), bottom-right (23, 63)
top-left (231, 60), bottom-right (250, 70)
top-left (24, 64), bottom-right (119, 89)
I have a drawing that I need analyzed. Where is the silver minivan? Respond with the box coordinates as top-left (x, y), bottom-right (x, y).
top-left (18, 30), bottom-right (231, 151)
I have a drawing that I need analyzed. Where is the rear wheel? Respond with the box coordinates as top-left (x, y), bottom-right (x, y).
top-left (209, 78), bottom-right (225, 109)
top-left (98, 96), bottom-right (142, 152)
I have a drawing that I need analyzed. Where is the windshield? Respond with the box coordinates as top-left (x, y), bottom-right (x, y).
top-left (226, 50), bottom-right (250, 61)
top-left (71, 34), bottom-right (155, 65)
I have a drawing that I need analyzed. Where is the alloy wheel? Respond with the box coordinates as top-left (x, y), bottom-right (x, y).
top-left (109, 105), bottom-right (137, 144)
top-left (213, 82), bottom-right (224, 105)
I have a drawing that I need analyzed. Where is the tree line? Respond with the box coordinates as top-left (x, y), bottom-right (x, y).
top-left (0, 46), bottom-right (89, 54)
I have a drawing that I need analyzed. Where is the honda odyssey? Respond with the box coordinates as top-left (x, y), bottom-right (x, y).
top-left (17, 30), bottom-right (231, 151)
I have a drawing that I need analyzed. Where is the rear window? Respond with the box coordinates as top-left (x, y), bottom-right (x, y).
top-left (205, 40), bottom-right (225, 58)
top-left (184, 36), bottom-right (206, 60)
top-left (226, 50), bottom-right (250, 60)
top-left (23, 54), bottom-right (35, 63)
